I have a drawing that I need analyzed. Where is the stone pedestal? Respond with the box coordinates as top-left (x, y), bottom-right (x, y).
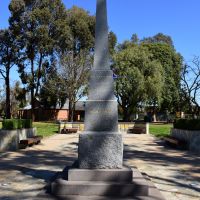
top-left (78, 132), bottom-right (123, 169)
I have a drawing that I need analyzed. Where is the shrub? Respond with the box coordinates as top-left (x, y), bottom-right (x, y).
top-left (174, 119), bottom-right (200, 130)
top-left (144, 115), bottom-right (151, 122)
top-left (2, 119), bottom-right (32, 130)
top-left (22, 119), bottom-right (32, 128)
top-left (2, 119), bottom-right (18, 130)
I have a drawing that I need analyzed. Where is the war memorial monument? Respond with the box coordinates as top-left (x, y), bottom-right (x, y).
top-left (50, 0), bottom-right (165, 199)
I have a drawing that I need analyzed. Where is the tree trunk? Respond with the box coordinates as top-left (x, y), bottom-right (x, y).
top-left (122, 107), bottom-right (130, 122)
top-left (152, 113), bottom-right (157, 122)
top-left (68, 100), bottom-right (73, 122)
top-left (72, 102), bottom-right (77, 122)
top-left (5, 69), bottom-right (11, 119)
top-left (35, 53), bottom-right (43, 96)
top-left (31, 87), bottom-right (35, 121)
top-left (31, 59), bottom-right (35, 121)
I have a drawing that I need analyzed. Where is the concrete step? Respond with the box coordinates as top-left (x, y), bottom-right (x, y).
top-left (67, 167), bottom-right (133, 182)
top-left (51, 180), bottom-right (148, 197)
top-left (38, 193), bottom-right (162, 200)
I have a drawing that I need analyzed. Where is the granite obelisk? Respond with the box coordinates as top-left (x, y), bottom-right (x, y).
top-left (78, 0), bottom-right (123, 169)
top-left (50, 2), bottom-right (165, 198)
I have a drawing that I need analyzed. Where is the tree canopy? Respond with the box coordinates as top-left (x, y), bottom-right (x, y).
top-left (0, 2), bottom-right (186, 122)
top-left (113, 33), bottom-right (183, 120)
top-left (113, 44), bottom-right (164, 121)
top-left (9, 0), bottom-right (72, 120)
top-left (0, 29), bottom-right (18, 118)
top-left (141, 42), bottom-right (183, 112)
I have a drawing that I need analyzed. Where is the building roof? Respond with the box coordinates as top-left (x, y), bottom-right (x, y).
top-left (20, 100), bottom-right (86, 111)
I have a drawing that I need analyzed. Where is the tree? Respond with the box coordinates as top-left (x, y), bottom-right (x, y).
top-left (131, 34), bottom-right (139, 44)
top-left (113, 45), bottom-right (164, 121)
top-left (59, 51), bottom-right (92, 121)
top-left (39, 6), bottom-right (117, 121)
top-left (0, 81), bottom-right (26, 118)
top-left (108, 31), bottom-right (117, 56)
top-left (60, 6), bottom-right (96, 121)
top-left (66, 6), bottom-right (95, 55)
top-left (0, 29), bottom-right (18, 119)
top-left (142, 33), bottom-right (174, 48)
top-left (141, 42), bottom-right (183, 112)
top-left (0, 86), bottom-right (6, 117)
top-left (39, 59), bottom-right (67, 109)
top-left (9, 0), bottom-right (71, 121)
top-left (114, 33), bottom-right (183, 119)
top-left (40, 50), bottom-right (92, 122)
top-left (13, 81), bottom-right (27, 109)
top-left (39, 6), bottom-right (96, 121)
top-left (181, 56), bottom-right (200, 115)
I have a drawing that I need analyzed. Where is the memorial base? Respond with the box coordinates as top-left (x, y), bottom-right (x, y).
top-left (47, 166), bottom-right (165, 200)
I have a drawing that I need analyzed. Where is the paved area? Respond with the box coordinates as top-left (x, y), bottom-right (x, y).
top-left (0, 133), bottom-right (199, 200)
top-left (123, 134), bottom-right (200, 200)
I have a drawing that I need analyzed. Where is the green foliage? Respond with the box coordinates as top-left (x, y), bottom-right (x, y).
top-left (174, 119), bottom-right (200, 130)
top-left (39, 7), bottom-right (96, 121)
top-left (22, 119), bottom-right (32, 128)
top-left (113, 33), bottom-right (183, 120)
top-left (9, 0), bottom-right (71, 120)
top-left (144, 115), bottom-right (151, 122)
top-left (113, 44), bottom-right (164, 121)
top-left (141, 41), bottom-right (183, 112)
top-left (9, 1), bottom-right (97, 121)
top-left (142, 33), bottom-right (174, 47)
top-left (0, 29), bottom-right (18, 119)
top-left (13, 81), bottom-right (27, 108)
top-left (39, 61), bottom-right (66, 108)
top-left (108, 31), bottom-right (117, 55)
top-left (66, 6), bottom-right (95, 53)
top-left (2, 119), bottom-right (32, 130)
top-left (2, 119), bottom-right (18, 130)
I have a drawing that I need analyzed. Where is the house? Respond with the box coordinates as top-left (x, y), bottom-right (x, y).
top-left (18, 100), bottom-right (85, 122)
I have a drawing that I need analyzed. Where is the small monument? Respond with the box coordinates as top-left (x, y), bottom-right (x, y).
top-left (50, 1), bottom-right (165, 199)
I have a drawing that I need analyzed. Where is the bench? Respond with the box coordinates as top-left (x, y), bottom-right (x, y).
top-left (128, 122), bottom-right (148, 134)
top-left (61, 127), bottom-right (78, 134)
top-left (19, 135), bottom-right (43, 149)
top-left (163, 136), bottom-right (187, 150)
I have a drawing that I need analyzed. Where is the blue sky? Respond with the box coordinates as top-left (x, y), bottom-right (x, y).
top-left (1, 0), bottom-right (200, 83)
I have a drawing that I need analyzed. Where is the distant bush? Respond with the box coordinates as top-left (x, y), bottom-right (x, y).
top-left (22, 119), bottom-right (32, 128)
top-left (2, 119), bottom-right (32, 130)
top-left (2, 119), bottom-right (18, 130)
top-left (144, 115), bottom-right (151, 122)
top-left (174, 119), bottom-right (200, 130)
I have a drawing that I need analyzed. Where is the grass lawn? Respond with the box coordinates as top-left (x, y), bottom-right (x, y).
top-left (0, 121), bottom-right (57, 137)
top-left (33, 122), bottom-right (59, 137)
top-left (1, 121), bottom-right (172, 138)
top-left (149, 123), bottom-right (173, 138)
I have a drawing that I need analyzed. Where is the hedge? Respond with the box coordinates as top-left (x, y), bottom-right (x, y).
top-left (2, 119), bottom-right (32, 130)
top-left (174, 119), bottom-right (200, 130)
